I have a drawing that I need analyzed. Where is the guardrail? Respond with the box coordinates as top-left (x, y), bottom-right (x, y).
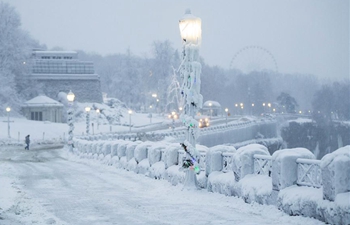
top-left (296, 158), bottom-right (322, 188)
top-left (222, 152), bottom-right (235, 172)
top-left (253, 154), bottom-right (272, 176)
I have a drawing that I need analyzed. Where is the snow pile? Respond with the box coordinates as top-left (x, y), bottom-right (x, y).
top-left (163, 143), bottom-right (181, 168)
top-left (148, 143), bottom-right (167, 179)
top-left (320, 145), bottom-right (350, 201)
top-left (233, 144), bottom-right (269, 180)
top-left (240, 174), bottom-right (274, 204)
top-left (207, 171), bottom-right (237, 196)
top-left (271, 148), bottom-right (315, 190)
top-left (277, 185), bottom-right (322, 218)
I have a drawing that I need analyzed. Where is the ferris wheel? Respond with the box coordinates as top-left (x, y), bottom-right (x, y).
top-left (229, 46), bottom-right (278, 74)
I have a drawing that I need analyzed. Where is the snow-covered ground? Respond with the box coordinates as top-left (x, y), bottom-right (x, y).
top-left (0, 114), bottom-right (328, 224)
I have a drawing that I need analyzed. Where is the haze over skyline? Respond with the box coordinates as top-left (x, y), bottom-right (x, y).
top-left (4, 0), bottom-right (349, 80)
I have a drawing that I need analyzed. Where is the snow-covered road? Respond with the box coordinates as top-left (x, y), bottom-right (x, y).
top-left (0, 147), bottom-right (324, 225)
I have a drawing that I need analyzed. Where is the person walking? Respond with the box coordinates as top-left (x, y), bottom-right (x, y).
top-left (25, 135), bottom-right (30, 150)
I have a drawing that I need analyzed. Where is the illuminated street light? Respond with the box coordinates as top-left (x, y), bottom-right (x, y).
top-left (128, 110), bottom-right (132, 132)
top-left (225, 108), bottom-right (228, 126)
top-left (85, 107), bottom-right (91, 135)
top-left (6, 107), bottom-right (11, 138)
top-left (179, 9), bottom-right (202, 189)
top-left (66, 90), bottom-right (75, 152)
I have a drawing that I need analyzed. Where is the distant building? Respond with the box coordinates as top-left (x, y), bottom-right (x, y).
top-left (28, 50), bottom-right (103, 103)
top-left (22, 95), bottom-right (64, 123)
top-left (202, 100), bottom-right (222, 116)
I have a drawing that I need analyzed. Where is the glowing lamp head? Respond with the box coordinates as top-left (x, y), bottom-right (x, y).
top-left (96, 109), bottom-right (100, 113)
top-left (85, 107), bottom-right (91, 112)
top-left (225, 108), bottom-right (228, 112)
top-left (128, 110), bottom-right (132, 114)
top-left (67, 90), bottom-right (75, 102)
top-left (6, 107), bottom-right (10, 112)
top-left (179, 9), bottom-right (202, 45)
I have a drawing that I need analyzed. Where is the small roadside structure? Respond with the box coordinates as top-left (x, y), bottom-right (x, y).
top-left (202, 100), bottom-right (221, 117)
top-left (22, 95), bottom-right (64, 123)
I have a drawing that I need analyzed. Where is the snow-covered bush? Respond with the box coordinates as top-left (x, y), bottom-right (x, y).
top-left (317, 192), bottom-right (350, 225)
top-left (320, 145), bottom-right (350, 201)
top-left (165, 165), bottom-right (185, 186)
top-left (207, 171), bottom-right (236, 196)
top-left (271, 148), bottom-right (315, 191)
top-left (233, 144), bottom-right (269, 181)
top-left (240, 174), bottom-right (273, 204)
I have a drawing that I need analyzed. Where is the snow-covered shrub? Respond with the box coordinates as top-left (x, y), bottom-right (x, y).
top-left (271, 148), bottom-right (315, 191)
top-left (137, 158), bottom-right (150, 175)
top-left (165, 165), bottom-right (185, 186)
top-left (149, 161), bottom-right (166, 179)
top-left (317, 192), bottom-right (350, 225)
top-left (320, 145), bottom-right (350, 201)
top-left (233, 144), bottom-right (269, 181)
top-left (277, 185), bottom-right (322, 219)
top-left (206, 145), bottom-right (236, 177)
top-left (240, 174), bottom-right (273, 204)
top-left (126, 158), bottom-right (137, 171)
top-left (207, 171), bottom-right (236, 196)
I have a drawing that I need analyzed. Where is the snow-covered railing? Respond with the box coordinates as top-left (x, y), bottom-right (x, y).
top-left (296, 158), bottom-right (322, 188)
top-left (199, 151), bottom-right (206, 171)
top-left (160, 149), bottom-right (166, 162)
top-left (178, 149), bottom-right (186, 166)
top-left (253, 154), bottom-right (272, 176)
top-left (222, 152), bottom-right (235, 172)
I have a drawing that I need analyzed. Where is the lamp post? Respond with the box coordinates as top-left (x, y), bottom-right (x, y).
top-left (85, 107), bottom-right (91, 135)
top-left (208, 102), bottom-right (212, 118)
top-left (225, 108), bottom-right (228, 126)
top-left (169, 111), bottom-right (178, 131)
top-left (128, 110), bottom-right (132, 132)
top-left (6, 107), bottom-right (11, 138)
top-left (179, 9), bottom-right (202, 189)
top-left (96, 109), bottom-right (100, 130)
top-left (67, 90), bottom-right (75, 152)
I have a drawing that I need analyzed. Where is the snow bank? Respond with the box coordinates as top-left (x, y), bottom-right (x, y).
top-left (320, 145), bottom-right (350, 201)
top-left (271, 148), bottom-right (315, 190)
top-left (207, 171), bottom-right (237, 196)
top-left (240, 174), bottom-right (274, 204)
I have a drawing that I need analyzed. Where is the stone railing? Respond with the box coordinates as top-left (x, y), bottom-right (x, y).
top-left (296, 158), bottom-right (322, 188)
top-left (70, 139), bottom-right (349, 224)
top-left (253, 154), bottom-right (272, 176)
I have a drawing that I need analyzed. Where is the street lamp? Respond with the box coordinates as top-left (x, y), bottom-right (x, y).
top-left (169, 111), bottom-right (178, 131)
top-left (225, 108), bottom-right (228, 126)
top-left (6, 107), bottom-right (11, 138)
top-left (179, 9), bottom-right (202, 189)
top-left (85, 107), bottom-right (91, 135)
top-left (128, 110), bottom-right (132, 132)
top-left (208, 102), bottom-right (212, 118)
top-left (96, 109), bottom-right (100, 131)
top-left (66, 90), bottom-right (75, 152)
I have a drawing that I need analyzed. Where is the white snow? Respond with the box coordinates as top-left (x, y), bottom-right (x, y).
top-left (0, 112), bottom-right (347, 224)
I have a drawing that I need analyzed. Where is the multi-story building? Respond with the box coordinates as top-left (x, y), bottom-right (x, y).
top-left (29, 50), bottom-right (103, 103)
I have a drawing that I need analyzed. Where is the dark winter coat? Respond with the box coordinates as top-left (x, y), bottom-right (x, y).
top-left (25, 136), bottom-right (30, 144)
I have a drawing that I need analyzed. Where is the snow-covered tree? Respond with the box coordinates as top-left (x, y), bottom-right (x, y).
top-left (0, 2), bottom-right (41, 114)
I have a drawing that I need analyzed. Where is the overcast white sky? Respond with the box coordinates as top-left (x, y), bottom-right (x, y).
top-left (4, 0), bottom-right (349, 80)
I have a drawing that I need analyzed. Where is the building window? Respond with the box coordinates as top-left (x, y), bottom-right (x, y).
top-left (31, 112), bottom-right (43, 121)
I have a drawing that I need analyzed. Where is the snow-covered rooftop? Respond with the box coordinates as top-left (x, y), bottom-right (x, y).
top-left (23, 95), bottom-right (63, 107)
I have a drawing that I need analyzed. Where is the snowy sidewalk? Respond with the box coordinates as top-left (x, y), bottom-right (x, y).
top-left (0, 148), bottom-right (324, 225)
